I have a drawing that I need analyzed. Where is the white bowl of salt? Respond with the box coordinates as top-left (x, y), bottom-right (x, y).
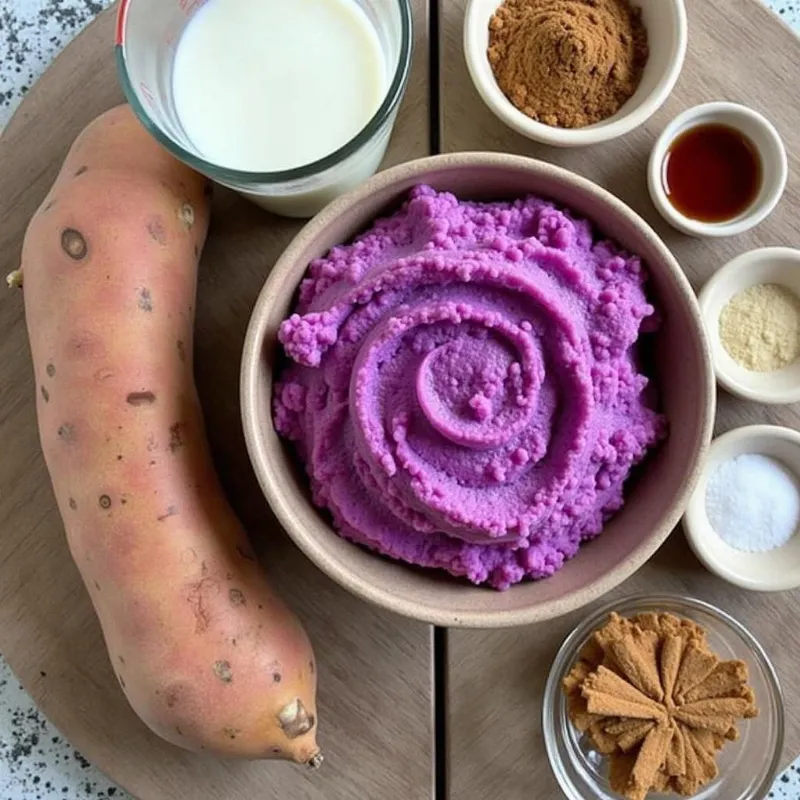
top-left (684, 425), bottom-right (800, 591)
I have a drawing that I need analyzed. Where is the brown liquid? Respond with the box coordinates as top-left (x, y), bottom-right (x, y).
top-left (662, 123), bottom-right (762, 223)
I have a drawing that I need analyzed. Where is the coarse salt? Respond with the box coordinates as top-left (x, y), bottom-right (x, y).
top-left (705, 453), bottom-right (800, 552)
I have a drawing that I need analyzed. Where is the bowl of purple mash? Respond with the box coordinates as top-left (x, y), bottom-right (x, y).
top-left (241, 152), bottom-right (714, 627)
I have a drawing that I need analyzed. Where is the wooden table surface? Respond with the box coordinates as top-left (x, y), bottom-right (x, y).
top-left (1, 1), bottom-right (799, 799)
top-left (440, 0), bottom-right (800, 797)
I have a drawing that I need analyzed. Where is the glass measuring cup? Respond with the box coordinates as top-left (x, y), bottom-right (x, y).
top-left (115, 0), bottom-right (413, 218)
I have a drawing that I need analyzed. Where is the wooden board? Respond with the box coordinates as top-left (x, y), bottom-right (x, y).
top-left (440, 0), bottom-right (800, 797)
top-left (0, 4), bottom-right (434, 800)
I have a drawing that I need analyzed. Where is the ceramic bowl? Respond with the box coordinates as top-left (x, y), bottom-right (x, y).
top-left (698, 247), bottom-right (800, 404)
top-left (648, 103), bottom-right (788, 238)
top-left (544, 594), bottom-right (784, 800)
top-left (240, 152), bottom-right (715, 628)
top-left (463, 0), bottom-right (688, 148)
top-left (684, 425), bottom-right (800, 591)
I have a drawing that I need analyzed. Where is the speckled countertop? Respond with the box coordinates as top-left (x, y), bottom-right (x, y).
top-left (1, 1), bottom-right (799, 798)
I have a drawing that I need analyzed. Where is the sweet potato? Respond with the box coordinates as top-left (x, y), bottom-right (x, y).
top-left (17, 105), bottom-right (320, 765)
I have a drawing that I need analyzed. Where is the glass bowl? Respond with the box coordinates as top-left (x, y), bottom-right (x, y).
top-left (543, 594), bottom-right (784, 800)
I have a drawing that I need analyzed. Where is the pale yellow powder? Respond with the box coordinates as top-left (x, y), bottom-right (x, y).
top-left (719, 283), bottom-right (800, 372)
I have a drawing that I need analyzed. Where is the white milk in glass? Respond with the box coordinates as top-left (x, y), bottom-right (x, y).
top-left (172, 0), bottom-right (389, 213)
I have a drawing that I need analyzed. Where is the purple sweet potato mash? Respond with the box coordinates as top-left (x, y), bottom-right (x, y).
top-left (274, 186), bottom-right (666, 590)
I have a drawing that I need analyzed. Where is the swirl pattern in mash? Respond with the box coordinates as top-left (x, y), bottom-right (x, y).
top-left (274, 186), bottom-right (666, 590)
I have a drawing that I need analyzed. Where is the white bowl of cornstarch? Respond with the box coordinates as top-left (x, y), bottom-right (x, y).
top-left (699, 248), bottom-right (800, 404)
top-left (684, 425), bottom-right (800, 591)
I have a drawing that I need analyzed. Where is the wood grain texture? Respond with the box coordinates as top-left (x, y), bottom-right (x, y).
top-left (0, 3), bottom-right (433, 800)
top-left (441, 0), bottom-right (800, 797)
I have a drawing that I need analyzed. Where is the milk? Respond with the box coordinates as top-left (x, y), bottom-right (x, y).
top-left (172, 0), bottom-right (387, 176)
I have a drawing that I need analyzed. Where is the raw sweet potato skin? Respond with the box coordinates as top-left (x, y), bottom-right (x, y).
top-left (20, 105), bottom-right (320, 764)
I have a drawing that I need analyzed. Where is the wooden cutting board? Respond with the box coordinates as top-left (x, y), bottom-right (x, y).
top-left (440, 0), bottom-right (800, 797)
top-left (0, 4), bottom-right (434, 800)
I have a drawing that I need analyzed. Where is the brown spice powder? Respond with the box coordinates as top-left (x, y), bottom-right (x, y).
top-left (562, 612), bottom-right (759, 800)
top-left (488, 0), bottom-right (649, 128)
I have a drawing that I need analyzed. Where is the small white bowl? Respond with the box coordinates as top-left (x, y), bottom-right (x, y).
top-left (698, 247), bottom-right (800, 404)
top-left (648, 102), bottom-right (788, 237)
top-left (683, 425), bottom-right (800, 592)
top-left (463, 0), bottom-right (688, 148)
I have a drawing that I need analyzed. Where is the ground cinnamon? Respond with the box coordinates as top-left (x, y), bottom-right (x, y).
top-left (487, 0), bottom-right (649, 128)
top-left (563, 612), bottom-right (759, 800)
